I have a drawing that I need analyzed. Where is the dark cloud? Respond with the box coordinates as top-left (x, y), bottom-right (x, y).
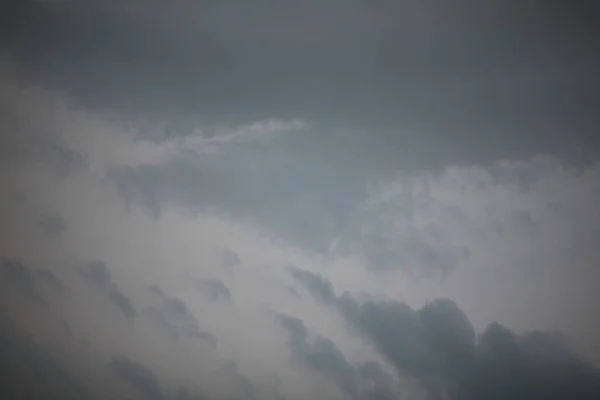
top-left (35, 268), bottom-right (66, 292)
top-left (356, 362), bottom-right (395, 400)
top-left (146, 307), bottom-right (180, 341)
top-left (337, 293), bottom-right (600, 399)
top-left (458, 324), bottom-right (600, 400)
top-left (0, 314), bottom-right (86, 399)
top-left (175, 385), bottom-right (206, 400)
top-left (222, 361), bottom-right (258, 400)
top-left (36, 214), bottom-right (66, 238)
top-left (108, 286), bottom-right (137, 321)
top-left (198, 279), bottom-right (233, 304)
top-left (306, 336), bottom-right (360, 398)
top-left (276, 313), bottom-right (392, 399)
top-left (108, 356), bottom-right (164, 400)
top-left (5, 1), bottom-right (600, 165)
top-left (290, 267), bottom-right (335, 305)
top-left (150, 284), bottom-right (192, 317)
top-left (2, 2), bottom-right (600, 399)
top-left (83, 261), bottom-right (137, 320)
top-left (1, 258), bottom-right (41, 302)
top-left (5, 0), bottom-right (600, 272)
top-left (83, 260), bottom-right (113, 290)
top-left (287, 286), bottom-right (302, 300)
top-left (276, 314), bottom-right (310, 357)
top-left (0, 258), bottom-right (67, 303)
top-left (0, 86), bottom-right (87, 174)
top-left (164, 296), bottom-right (189, 316)
top-left (148, 285), bottom-right (216, 345)
top-left (38, 142), bottom-right (88, 178)
top-left (187, 330), bottom-right (219, 348)
top-left (57, 316), bottom-right (73, 337)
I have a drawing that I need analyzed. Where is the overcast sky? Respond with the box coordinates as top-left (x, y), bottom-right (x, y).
top-left (1, 1), bottom-right (600, 399)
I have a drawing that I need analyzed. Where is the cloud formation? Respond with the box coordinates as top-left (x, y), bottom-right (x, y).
top-left (1, 3), bottom-right (600, 399)
top-left (276, 313), bottom-right (393, 400)
top-left (108, 356), bottom-right (164, 400)
top-left (83, 261), bottom-right (137, 320)
top-left (0, 316), bottom-right (87, 399)
top-left (290, 267), bottom-right (335, 305)
top-left (1, 258), bottom-right (66, 304)
top-left (199, 279), bottom-right (234, 304)
top-left (338, 293), bottom-right (600, 399)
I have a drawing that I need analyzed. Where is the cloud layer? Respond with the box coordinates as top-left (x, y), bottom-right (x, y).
top-left (1, 2), bottom-right (600, 399)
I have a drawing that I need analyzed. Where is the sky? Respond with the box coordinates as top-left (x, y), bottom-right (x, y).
top-left (1, 1), bottom-right (600, 399)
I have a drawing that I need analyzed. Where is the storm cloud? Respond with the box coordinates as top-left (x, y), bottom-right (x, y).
top-left (1, 1), bottom-right (600, 400)
top-left (338, 293), bottom-right (600, 399)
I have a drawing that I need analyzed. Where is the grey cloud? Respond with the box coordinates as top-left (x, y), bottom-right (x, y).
top-left (0, 86), bottom-right (87, 175)
top-left (354, 194), bottom-right (473, 275)
top-left (108, 139), bottom-right (474, 275)
top-left (459, 324), bottom-right (600, 400)
top-left (35, 268), bottom-right (66, 292)
top-left (340, 295), bottom-right (436, 379)
top-left (187, 330), bottom-right (219, 348)
top-left (306, 336), bottom-right (360, 398)
top-left (164, 297), bottom-right (189, 317)
top-left (38, 142), bottom-right (88, 178)
top-left (108, 356), bottom-right (164, 400)
top-left (277, 314), bottom-right (357, 397)
top-left (5, 1), bottom-right (600, 169)
top-left (36, 214), bottom-right (66, 238)
top-left (7, 0), bottom-right (600, 274)
top-left (0, 314), bottom-right (86, 399)
top-left (337, 293), bottom-right (600, 399)
top-left (150, 284), bottom-right (192, 317)
top-left (57, 316), bottom-right (73, 337)
top-left (1, 258), bottom-right (41, 302)
top-left (276, 313), bottom-right (392, 400)
top-left (83, 261), bottom-right (137, 320)
top-left (146, 307), bottom-right (180, 341)
top-left (2, 2), bottom-right (600, 400)
top-left (276, 314), bottom-right (309, 357)
top-left (360, 231), bottom-right (469, 275)
top-left (198, 279), bottom-right (233, 304)
top-left (418, 300), bottom-right (476, 374)
top-left (146, 286), bottom-right (217, 345)
top-left (175, 386), bottom-right (206, 400)
top-left (287, 286), bottom-right (302, 300)
top-left (222, 361), bottom-right (258, 400)
top-left (110, 152), bottom-right (361, 255)
top-left (108, 286), bottom-right (137, 321)
top-left (84, 261), bottom-right (113, 290)
top-left (290, 267), bottom-right (335, 305)
top-left (1, 258), bottom-right (66, 303)
top-left (356, 362), bottom-right (395, 400)
top-left (220, 249), bottom-right (241, 268)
